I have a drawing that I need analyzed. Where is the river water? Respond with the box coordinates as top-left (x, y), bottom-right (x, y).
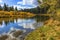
top-left (0, 18), bottom-right (43, 34)
top-left (0, 16), bottom-right (50, 40)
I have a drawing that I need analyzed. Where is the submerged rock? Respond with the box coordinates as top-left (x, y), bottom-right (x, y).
top-left (12, 30), bottom-right (23, 37)
top-left (0, 28), bottom-right (24, 40)
top-left (0, 35), bottom-right (8, 40)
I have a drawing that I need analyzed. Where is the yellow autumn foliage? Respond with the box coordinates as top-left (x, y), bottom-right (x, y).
top-left (0, 11), bottom-right (36, 18)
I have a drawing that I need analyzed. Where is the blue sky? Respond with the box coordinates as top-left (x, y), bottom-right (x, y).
top-left (0, 0), bottom-right (38, 9)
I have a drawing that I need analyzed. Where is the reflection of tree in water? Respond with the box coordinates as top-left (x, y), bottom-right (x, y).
top-left (0, 18), bottom-right (17, 25)
top-left (33, 15), bottom-right (50, 22)
top-left (0, 16), bottom-right (50, 25)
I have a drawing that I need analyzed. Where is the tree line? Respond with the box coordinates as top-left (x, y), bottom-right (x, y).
top-left (0, 3), bottom-right (50, 14)
top-left (1, 0), bottom-right (60, 14)
top-left (21, 5), bottom-right (50, 14)
top-left (0, 3), bottom-right (18, 11)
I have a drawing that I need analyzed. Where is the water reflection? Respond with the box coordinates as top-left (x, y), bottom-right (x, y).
top-left (0, 18), bottom-right (43, 34)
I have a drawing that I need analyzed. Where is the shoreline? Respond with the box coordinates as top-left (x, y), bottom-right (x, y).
top-left (0, 11), bottom-right (36, 18)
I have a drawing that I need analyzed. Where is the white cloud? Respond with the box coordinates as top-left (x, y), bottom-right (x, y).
top-left (0, 4), bottom-right (3, 6)
top-left (17, 19), bottom-right (36, 29)
top-left (0, 0), bottom-right (2, 3)
top-left (17, 0), bottom-right (34, 5)
top-left (17, 2), bottom-right (22, 4)
top-left (15, 0), bottom-right (38, 9)
top-left (13, 5), bottom-right (37, 10)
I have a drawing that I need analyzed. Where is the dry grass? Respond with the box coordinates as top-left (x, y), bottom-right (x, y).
top-left (0, 11), bottom-right (36, 18)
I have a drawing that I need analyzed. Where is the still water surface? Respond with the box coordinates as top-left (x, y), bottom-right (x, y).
top-left (0, 18), bottom-right (43, 34)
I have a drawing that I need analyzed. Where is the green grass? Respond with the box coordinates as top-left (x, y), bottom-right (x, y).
top-left (24, 25), bottom-right (60, 40)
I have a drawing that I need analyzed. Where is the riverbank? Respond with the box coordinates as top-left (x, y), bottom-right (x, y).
top-left (0, 11), bottom-right (36, 18)
top-left (24, 18), bottom-right (60, 40)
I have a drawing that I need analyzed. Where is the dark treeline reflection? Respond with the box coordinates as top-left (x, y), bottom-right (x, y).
top-left (0, 16), bottom-right (50, 25)
top-left (0, 18), bottom-right (17, 25)
top-left (32, 15), bottom-right (50, 22)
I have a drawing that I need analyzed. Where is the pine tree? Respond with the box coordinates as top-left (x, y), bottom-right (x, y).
top-left (15, 7), bottom-right (18, 11)
top-left (0, 5), bottom-right (2, 11)
top-left (9, 6), bottom-right (14, 11)
top-left (3, 3), bottom-right (8, 11)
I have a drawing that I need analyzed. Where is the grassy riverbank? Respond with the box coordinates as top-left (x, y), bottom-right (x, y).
top-left (0, 11), bottom-right (36, 18)
top-left (24, 18), bottom-right (60, 40)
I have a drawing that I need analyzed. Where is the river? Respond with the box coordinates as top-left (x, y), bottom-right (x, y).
top-left (0, 18), bottom-right (43, 34)
top-left (0, 15), bottom-right (50, 40)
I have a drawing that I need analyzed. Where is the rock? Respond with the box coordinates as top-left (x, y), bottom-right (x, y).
top-left (12, 30), bottom-right (23, 37)
top-left (0, 35), bottom-right (8, 40)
